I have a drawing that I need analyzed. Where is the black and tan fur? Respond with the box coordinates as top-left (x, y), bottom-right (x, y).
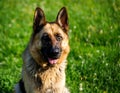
top-left (15, 7), bottom-right (70, 93)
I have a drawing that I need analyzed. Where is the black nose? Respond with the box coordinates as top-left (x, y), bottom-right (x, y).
top-left (49, 47), bottom-right (61, 59)
top-left (51, 47), bottom-right (59, 55)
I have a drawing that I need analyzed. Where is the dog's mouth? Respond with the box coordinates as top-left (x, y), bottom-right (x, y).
top-left (47, 53), bottom-right (61, 65)
top-left (41, 47), bottom-right (61, 65)
top-left (48, 58), bottom-right (58, 64)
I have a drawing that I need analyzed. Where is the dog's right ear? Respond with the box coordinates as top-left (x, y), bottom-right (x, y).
top-left (33, 7), bottom-right (46, 32)
top-left (56, 7), bottom-right (69, 33)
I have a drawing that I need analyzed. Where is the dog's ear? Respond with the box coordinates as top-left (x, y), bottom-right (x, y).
top-left (33, 7), bottom-right (46, 32)
top-left (56, 7), bottom-right (69, 33)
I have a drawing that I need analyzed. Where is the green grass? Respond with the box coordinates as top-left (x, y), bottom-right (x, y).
top-left (0, 0), bottom-right (120, 93)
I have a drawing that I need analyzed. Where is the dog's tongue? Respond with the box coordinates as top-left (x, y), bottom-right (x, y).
top-left (48, 58), bottom-right (58, 64)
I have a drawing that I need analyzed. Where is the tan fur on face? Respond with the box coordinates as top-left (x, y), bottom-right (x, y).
top-left (29, 23), bottom-right (70, 67)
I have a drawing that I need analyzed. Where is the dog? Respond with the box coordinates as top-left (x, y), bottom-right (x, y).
top-left (15, 7), bottom-right (70, 93)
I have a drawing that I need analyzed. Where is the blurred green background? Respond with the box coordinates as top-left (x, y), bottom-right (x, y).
top-left (0, 0), bottom-right (120, 93)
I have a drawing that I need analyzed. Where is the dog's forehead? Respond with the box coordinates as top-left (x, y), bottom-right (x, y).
top-left (43, 23), bottom-right (65, 36)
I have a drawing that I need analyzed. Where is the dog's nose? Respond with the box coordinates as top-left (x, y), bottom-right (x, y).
top-left (49, 46), bottom-right (61, 59)
top-left (51, 47), bottom-right (60, 55)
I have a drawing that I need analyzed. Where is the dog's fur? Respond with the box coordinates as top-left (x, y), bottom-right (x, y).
top-left (15, 7), bottom-right (70, 93)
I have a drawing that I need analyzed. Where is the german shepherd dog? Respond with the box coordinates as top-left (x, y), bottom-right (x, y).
top-left (15, 7), bottom-right (70, 93)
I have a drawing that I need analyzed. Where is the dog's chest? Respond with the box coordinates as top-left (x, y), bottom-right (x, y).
top-left (23, 58), bottom-right (67, 93)
top-left (34, 67), bottom-right (65, 93)
top-left (39, 67), bottom-right (65, 87)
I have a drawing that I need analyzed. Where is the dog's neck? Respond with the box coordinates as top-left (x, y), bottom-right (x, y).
top-left (22, 46), bottom-right (67, 79)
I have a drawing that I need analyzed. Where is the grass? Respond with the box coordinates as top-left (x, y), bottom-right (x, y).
top-left (0, 0), bottom-right (120, 93)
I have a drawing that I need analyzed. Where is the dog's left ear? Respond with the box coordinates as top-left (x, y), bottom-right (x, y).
top-left (56, 7), bottom-right (69, 33)
top-left (33, 7), bottom-right (46, 32)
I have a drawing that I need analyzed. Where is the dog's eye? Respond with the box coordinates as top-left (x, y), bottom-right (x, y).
top-left (55, 34), bottom-right (63, 41)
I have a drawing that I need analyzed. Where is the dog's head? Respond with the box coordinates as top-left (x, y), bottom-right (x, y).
top-left (29, 7), bottom-right (70, 67)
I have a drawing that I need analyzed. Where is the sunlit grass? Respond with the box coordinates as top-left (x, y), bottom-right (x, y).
top-left (0, 0), bottom-right (120, 93)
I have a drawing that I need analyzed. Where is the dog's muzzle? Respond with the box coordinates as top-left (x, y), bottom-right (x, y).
top-left (41, 46), bottom-right (61, 64)
top-left (48, 46), bottom-right (61, 59)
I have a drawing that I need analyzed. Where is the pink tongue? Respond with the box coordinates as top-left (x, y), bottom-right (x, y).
top-left (48, 58), bottom-right (58, 64)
